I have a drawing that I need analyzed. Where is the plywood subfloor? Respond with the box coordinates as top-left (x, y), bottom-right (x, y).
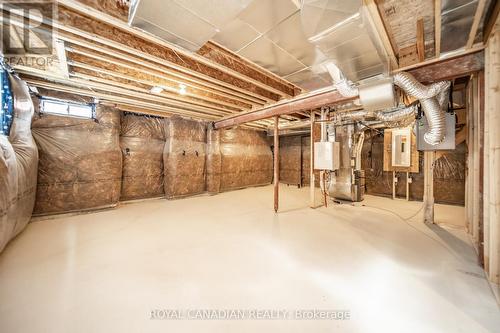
top-left (0, 185), bottom-right (498, 332)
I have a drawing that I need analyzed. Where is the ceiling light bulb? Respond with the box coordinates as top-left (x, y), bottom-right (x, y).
top-left (150, 86), bottom-right (163, 94)
top-left (179, 84), bottom-right (187, 95)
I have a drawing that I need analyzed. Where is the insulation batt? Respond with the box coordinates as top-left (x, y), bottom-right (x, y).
top-left (120, 113), bottom-right (167, 200)
top-left (32, 105), bottom-right (122, 214)
top-left (0, 74), bottom-right (38, 252)
top-left (280, 136), bottom-right (302, 185)
top-left (163, 116), bottom-right (207, 199)
top-left (218, 128), bottom-right (272, 191)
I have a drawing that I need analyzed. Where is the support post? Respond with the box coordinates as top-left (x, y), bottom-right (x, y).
top-left (392, 171), bottom-right (396, 199)
top-left (423, 151), bottom-right (435, 223)
top-left (310, 111), bottom-right (316, 208)
top-left (406, 171), bottom-right (410, 201)
top-left (274, 116), bottom-right (279, 213)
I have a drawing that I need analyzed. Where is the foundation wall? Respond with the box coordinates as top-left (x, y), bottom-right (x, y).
top-left (120, 113), bottom-right (167, 200)
top-left (218, 128), bottom-right (273, 191)
top-left (32, 101), bottom-right (122, 215)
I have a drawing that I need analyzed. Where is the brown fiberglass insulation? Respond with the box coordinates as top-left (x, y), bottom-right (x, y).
top-left (218, 128), bottom-right (272, 191)
top-left (0, 74), bottom-right (38, 252)
top-left (120, 113), bottom-right (167, 200)
top-left (32, 105), bottom-right (122, 215)
top-left (163, 116), bottom-right (207, 199)
top-left (279, 135), bottom-right (302, 186)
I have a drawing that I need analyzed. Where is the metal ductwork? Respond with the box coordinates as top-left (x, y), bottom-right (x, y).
top-left (333, 105), bottom-right (418, 128)
top-left (393, 72), bottom-right (450, 146)
top-left (327, 63), bottom-right (450, 145)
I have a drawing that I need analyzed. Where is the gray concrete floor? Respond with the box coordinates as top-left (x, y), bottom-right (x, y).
top-left (0, 185), bottom-right (499, 332)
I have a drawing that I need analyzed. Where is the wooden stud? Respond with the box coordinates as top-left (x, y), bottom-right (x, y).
top-left (434, 0), bottom-right (442, 58)
top-left (466, 0), bottom-right (487, 49)
top-left (416, 18), bottom-right (425, 62)
top-left (483, 0), bottom-right (500, 44)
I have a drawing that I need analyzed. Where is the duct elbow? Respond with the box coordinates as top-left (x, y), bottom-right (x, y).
top-left (393, 72), bottom-right (450, 145)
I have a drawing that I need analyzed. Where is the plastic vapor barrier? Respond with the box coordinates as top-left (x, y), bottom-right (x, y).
top-left (206, 127), bottom-right (222, 194)
top-left (219, 128), bottom-right (272, 191)
top-left (120, 113), bottom-right (167, 200)
top-left (164, 116), bottom-right (207, 199)
top-left (0, 74), bottom-right (38, 252)
top-left (279, 135), bottom-right (302, 186)
top-left (32, 104), bottom-right (122, 214)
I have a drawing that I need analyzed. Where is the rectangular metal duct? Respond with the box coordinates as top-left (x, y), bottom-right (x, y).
top-left (358, 77), bottom-right (396, 111)
top-left (129, 0), bottom-right (252, 52)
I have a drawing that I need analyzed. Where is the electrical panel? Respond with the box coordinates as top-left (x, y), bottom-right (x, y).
top-left (416, 112), bottom-right (456, 150)
top-left (391, 128), bottom-right (412, 167)
top-left (314, 142), bottom-right (340, 171)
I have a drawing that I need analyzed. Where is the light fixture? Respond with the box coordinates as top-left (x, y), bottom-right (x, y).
top-left (150, 86), bottom-right (164, 94)
top-left (179, 84), bottom-right (187, 95)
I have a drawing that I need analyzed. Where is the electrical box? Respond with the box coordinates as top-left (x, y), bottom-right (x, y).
top-left (391, 128), bottom-right (412, 167)
top-left (416, 112), bottom-right (456, 150)
top-left (314, 142), bottom-right (340, 171)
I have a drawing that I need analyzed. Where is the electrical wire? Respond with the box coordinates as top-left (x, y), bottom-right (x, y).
top-left (360, 203), bottom-right (463, 261)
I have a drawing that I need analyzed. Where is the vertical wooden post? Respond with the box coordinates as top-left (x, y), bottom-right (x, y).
top-left (310, 111), bottom-right (315, 208)
top-left (406, 171), bottom-right (410, 201)
top-left (392, 171), bottom-right (396, 199)
top-left (485, 28), bottom-right (500, 283)
top-left (274, 116), bottom-right (279, 213)
top-left (423, 151), bottom-right (435, 223)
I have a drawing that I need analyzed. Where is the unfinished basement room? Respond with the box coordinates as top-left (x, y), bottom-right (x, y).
top-left (1, 0), bottom-right (500, 332)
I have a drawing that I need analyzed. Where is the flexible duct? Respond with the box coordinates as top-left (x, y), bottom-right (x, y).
top-left (393, 72), bottom-right (450, 145)
top-left (328, 66), bottom-right (450, 145)
top-left (333, 105), bottom-right (417, 128)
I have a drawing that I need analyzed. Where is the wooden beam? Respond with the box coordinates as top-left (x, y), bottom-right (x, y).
top-left (483, 0), bottom-right (500, 44)
top-left (0, 12), bottom-right (270, 108)
top-left (214, 88), bottom-right (355, 129)
top-left (416, 18), bottom-right (425, 62)
top-left (1, 5), bottom-right (285, 102)
top-left (66, 45), bottom-right (260, 108)
top-left (197, 41), bottom-right (302, 96)
top-left (56, 1), bottom-right (299, 98)
top-left (273, 116), bottom-right (280, 213)
top-left (435, 0), bottom-right (442, 57)
top-left (467, 0), bottom-right (487, 49)
top-left (400, 49), bottom-right (485, 82)
top-left (363, 0), bottom-right (399, 70)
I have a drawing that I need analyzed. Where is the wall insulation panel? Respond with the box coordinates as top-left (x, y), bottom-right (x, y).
top-left (163, 116), bottom-right (207, 199)
top-left (279, 135), bottom-right (302, 186)
top-left (0, 74), bottom-right (38, 252)
top-left (218, 128), bottom-right (272, 191)
top-left (120, 113), bottom-right (167, 200)
top-left (32, 104), bottom-right (122, 214)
